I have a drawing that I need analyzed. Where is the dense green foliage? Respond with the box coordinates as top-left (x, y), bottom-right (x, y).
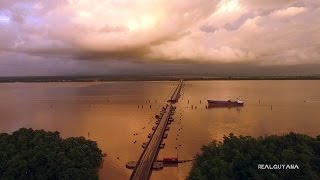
top-left (188, 133), bottom-right (320, 180)
top-left (0, 128), bottom-right (105, 180)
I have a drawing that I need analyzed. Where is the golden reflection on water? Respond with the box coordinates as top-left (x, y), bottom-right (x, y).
top-left (0, 81), bottom-right (320, 180)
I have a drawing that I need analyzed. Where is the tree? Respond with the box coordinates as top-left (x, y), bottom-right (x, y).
top-left (188, 133), bottom-right (320, 180)
top-left (0, 128), bottom-right (105, 180)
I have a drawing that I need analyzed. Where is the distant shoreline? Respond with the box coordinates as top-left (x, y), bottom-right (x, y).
top-left (0, 76), bottom-right (320, 83)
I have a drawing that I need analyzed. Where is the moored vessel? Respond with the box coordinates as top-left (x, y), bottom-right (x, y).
top-left (207, 98), bottom-right (244, 107)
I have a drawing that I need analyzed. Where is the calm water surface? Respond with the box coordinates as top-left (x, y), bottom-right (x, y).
top-left (0, 81), bottom-right (320, 180)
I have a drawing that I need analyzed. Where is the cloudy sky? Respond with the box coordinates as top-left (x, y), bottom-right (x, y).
top-left (0, 0), bottom-right (319, 76)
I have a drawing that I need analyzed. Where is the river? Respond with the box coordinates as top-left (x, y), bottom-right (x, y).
top-left (0, 80), bottom-right (320, 179)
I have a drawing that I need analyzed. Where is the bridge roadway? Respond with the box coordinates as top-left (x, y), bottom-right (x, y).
top-left (129, 80), bottom-right (183, 180)
top-left (169, 79), bottom-right (183, 102)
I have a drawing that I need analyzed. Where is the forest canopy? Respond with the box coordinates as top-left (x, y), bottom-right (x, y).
top-left (188, 133), bottom-right (320, 180)
top-left (0, 128), bottom-right (105, 180)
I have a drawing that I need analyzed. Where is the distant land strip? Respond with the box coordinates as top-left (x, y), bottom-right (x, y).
top-left (0, 75), bottom-right (320, 83)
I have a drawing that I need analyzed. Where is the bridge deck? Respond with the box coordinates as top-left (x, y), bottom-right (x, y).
top-left (169, 80), bottom-right (183, 103)
top-left (129, 80), bottom-right (183, 180)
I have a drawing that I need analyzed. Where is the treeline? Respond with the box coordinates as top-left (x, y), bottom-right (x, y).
top-left (0, 128), bottom-right (105, 179)
top-left (188, 133), bottom-right (320, 180)
top-left (1, 75), bottom-right (320, 83)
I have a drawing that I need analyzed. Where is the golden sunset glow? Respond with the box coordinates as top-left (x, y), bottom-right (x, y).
top-left (216, 0), bottom-right (240, 14)
top-left (128, 15), bottom-right (157, 32)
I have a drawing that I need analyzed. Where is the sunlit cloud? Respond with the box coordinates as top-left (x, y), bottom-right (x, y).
top-left (216, 0), bottom-right (241, 14)
top-left (271, 7), bottom-right (306, 18)
top-left (0, 0), bottom-right (319, 76)
top-left (0, 14), bottom-right (10, 24)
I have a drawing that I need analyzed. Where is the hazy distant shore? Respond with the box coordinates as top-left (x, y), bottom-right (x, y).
top-left (0, 76), bottom-right (320, 83)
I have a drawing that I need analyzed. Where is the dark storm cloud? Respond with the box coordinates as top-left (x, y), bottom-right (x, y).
top-left (224, 10), bottom-right (271, 31)
top-left (200, 24), bottom-right (217, 33)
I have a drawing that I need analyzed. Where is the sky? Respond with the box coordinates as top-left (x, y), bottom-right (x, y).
top-left (0, 0), bottom-right (319, 76)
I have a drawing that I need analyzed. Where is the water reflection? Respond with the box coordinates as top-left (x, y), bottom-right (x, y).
top-left (206, 104), bottom-right (244, 115)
